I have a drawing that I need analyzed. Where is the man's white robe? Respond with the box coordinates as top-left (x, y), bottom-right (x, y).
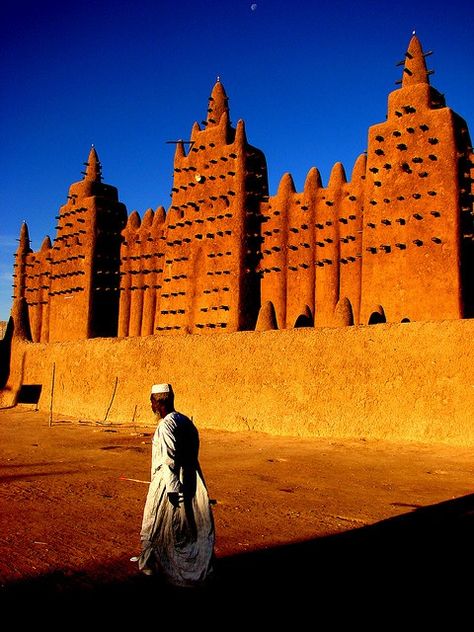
top-left (139, 411), bottom-right (215, 587)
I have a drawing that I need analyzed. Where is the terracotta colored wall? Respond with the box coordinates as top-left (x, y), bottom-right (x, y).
top-left (361, 97), bottom-right (466, 324)
top-left (259, 157), bottom-right (367, 328)
top-left (3, 320), bottom-right (473, 446)
top-left (9, 36), bottom-right (474, 343)
top-left (14, 149), bottom-right (127, 344)
top-left (118, 81), bottom-right (268, 337)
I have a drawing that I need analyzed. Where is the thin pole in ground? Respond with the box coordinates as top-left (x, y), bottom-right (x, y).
top-left (103, 377), bottom-right (119, 425)
top-left (48, 362), bottom-right (56, 428)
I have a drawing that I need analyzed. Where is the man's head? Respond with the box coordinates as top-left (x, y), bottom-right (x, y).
top-left (150, 384), bottom-right (175, 419)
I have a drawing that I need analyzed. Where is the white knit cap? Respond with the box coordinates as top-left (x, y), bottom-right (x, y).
top-left (151, 383), bottom-right (172, 394)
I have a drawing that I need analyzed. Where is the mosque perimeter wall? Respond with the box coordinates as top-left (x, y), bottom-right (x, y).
top-left (2, 319), bottom-right (473, 446)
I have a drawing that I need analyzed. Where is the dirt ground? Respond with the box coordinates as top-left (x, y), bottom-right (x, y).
top-left (0, 406), bottom-right (472, 622)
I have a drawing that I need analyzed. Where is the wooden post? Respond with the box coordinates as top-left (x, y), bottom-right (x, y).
top-left (103, 377), bottom-right (119, 424)
top-left (48, 363), bottom-right (56, 427)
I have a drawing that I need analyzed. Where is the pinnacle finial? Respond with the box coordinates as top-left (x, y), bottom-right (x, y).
top-left (207, 80), bottom-right (229, 127)
top-left (84, 146), bottom-right (102, 182)
top-left (401, 34), bottom-right (430, 87)
top-left (18, 222), bottom-right (30, 251)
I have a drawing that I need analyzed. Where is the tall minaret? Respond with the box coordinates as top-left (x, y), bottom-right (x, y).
top-left (13, 222), bottom-right (31, 303)
top-left (154, 80), bottom-right (268, 335)
top-left (46, 147), bottom-right (127, 341)
top-left (360, 34), bottom-right (473, 324)
top-left (11, 222), bottom-right (32, 339)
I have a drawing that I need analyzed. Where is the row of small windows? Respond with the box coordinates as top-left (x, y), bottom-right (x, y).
top-left (374, 139), bottom-right (438, 156)
top-left (374, 124), bottom-right (430, 142)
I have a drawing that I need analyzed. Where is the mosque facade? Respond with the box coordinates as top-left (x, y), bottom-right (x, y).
top-left (12, 35), bottom-right (474, 342)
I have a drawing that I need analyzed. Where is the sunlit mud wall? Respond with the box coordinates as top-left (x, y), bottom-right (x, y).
top-left (2, 319), bottom-right (473, 446)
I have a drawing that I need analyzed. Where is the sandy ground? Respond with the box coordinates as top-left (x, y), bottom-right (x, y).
top-left (0, 406), bottom-right (472, 622)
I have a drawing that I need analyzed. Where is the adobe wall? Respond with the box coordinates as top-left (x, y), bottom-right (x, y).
top-left (117, 81), bottom-right (268, 337)
top-left (259, 157), bottom-right (366, 329)
top-left (3, 319), bottom-right (473, 446)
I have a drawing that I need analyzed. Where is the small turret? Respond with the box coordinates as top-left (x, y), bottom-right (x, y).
top-left (141, 208), bottom-right (154, 229)
top-left (234, 119), bottom-right (248, 148)
top-left (255, 300), bottom-right (278, 331)
top-left (350, 154), bottom-right (367, 182)
top-left (127, 210), bottom-right (141, 231)
top-left (277, 172), bottom-right (296, 198)
top-left (11, 296), bottom-right (31, 341)
top-left (190, 122), bottom-right (201, 143)
top-left (153, 206), bottom-right (166, 225)
top-left (40, 236), bottom-right (52, 252)
top-left (17, 222), bottom-right (31, 254)
top-left (328, 162), bottom-right (347, 188)
top-left (174, 140), bottom-right (185, 161)
top-left (303, 167), bottom-right (322, 198)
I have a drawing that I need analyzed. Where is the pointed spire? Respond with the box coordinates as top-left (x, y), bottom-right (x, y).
top-left (17, 222), bottom-right (30, 253)
top-left (277, 172), bottom-right (296, 197)
top-left (127, 210), bottom-right (141, 230)
top-left (40, 236), bottom-right (52, 251)
top-left (153, 206), bottom-right (166, 226)
top-left (190, 121), bottom-right (201, 142)
top-left (174, 140), bottom-right (185, 160)
top-left (84, 146), bottom-right (102, 182)
top-left (207, 80), bottom-right (229, 127)
top-left (402, 34), bottom-right (429, 87)
top-left (11, 296), bottom-right (32, 341)
top-left (333, 297), bottom-right (354, 327)
top-left (141, 209), bottom-right (154, 229)
top-left (234, 119), bottom-right (247, 147)
top-left (350, 154), bottom-right (367, 182)
top-left (255, 300), bottom-right (278, 331)
top-left (328, 162), bottom-right (347, 188)
top-left (303, 167), bottom-right (322, 197)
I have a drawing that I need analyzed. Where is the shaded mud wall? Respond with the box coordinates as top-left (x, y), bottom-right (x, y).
top-left (2, 320), bottom-right (473, 445)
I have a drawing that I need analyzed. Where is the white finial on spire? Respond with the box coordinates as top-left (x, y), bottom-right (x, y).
top-left (412, 30), bottom-right (416, 35)
top-left (217, 75), bottom-right (220, 82)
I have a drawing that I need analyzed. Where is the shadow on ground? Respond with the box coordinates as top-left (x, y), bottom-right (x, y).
top-left (2, 494), bottom-right (472, 621)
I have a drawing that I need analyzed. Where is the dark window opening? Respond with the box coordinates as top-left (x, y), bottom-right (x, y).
top-left (368, 309), bottom-right (386, 325)
top-left (17, 384), bottom-right (42, 404)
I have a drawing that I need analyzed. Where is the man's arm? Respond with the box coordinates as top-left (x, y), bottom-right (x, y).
top-left (160, 419), bottom-right (183, 504)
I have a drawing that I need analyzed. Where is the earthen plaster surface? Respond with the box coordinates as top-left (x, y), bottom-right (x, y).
top-left (2, 319), bottom-right (473, 445)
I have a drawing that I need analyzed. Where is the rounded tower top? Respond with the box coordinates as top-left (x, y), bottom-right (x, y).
top-left (17, 222), bottom-right (31, 253)
top-left (207, 80), bottom-right (229, 127)
top-left (84, 146), bottom-right (102, 182)
top-left (402, 34), bottom-right (429, 87)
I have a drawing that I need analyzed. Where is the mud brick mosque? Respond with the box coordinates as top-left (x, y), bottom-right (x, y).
top-left (11, 35), bottom-right (474, 342)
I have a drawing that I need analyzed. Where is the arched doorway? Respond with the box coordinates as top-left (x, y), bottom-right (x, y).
top-left (368, 306), bottom-right (386, 324)
top-left (294, 305), bottom-right (314, 328)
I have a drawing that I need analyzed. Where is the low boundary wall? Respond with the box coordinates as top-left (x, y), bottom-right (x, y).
top-left (1, 320), bottom-right (473, 445)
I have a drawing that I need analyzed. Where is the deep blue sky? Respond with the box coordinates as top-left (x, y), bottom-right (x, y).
top-left (1, 0), bottom-right (473, 320)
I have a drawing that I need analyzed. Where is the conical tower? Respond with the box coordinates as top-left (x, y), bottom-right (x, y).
top-left (206, 79), bottom-right (230, 127)
top-left (83, 146), bottom-right (102, 182)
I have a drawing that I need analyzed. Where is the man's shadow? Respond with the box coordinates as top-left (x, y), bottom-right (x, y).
top-left (2, 493), bottom-right (473, 617)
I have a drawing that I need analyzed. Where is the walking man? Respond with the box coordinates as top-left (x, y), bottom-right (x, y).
top-left (137, 383), bottom-right (215, 587)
